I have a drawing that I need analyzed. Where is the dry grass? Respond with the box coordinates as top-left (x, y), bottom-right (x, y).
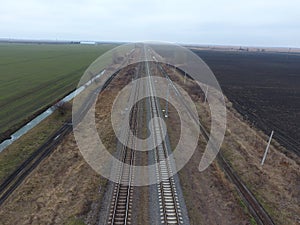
top-left (0, 66), bottom-right (134, 225)
top-left (166, 66), bottom-right (300, 224)
top-left (161, 66), bottom-right (252, 224)
top-left (0, 110), bottom-right (70, 183)
top-left (0, 132), bottom-right (104, 225)
top-left (165, 99), bottom-right (251, 225)
top-left (219, 107), bottom-right (300, 225)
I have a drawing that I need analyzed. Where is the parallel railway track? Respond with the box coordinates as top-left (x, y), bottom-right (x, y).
top-left (145, 50), bottom-right (184, 224)
top-left (108, 146), bottom-right (135, 225)
top-left (106, 62), bottom-right (143, 225)
top-left (149, 94), bottom-right (183, 225)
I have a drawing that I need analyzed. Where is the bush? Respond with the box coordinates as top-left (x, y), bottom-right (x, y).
top-left (55, 101), bottom-right (72, 116)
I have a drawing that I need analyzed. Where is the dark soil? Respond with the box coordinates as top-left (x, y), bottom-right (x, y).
top-left (193, 50), bottom-right (300, 154)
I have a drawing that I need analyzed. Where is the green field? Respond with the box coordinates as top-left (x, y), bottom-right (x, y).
top-left (0, 43), bottom-right (115, 140)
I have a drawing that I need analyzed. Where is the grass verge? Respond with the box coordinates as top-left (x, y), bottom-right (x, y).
top-left (0, 110), bottom-right (71, 183)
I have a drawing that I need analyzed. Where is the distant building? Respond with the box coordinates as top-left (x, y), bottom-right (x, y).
top-left (80, 41), bottom-right (96, 45)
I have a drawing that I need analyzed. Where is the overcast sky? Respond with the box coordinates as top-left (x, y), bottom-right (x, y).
top-left (1, 0), bottom-right (299, 47)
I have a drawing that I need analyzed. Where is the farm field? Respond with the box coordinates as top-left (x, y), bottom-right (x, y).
top-left (0, 44), bottom-right (299, 225)
top-left (0, 43), bottom-right (115, 141)
top-left (193, 49), bottom-right (300, 154)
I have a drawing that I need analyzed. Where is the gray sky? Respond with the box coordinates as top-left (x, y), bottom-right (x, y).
top-left (1, 0), bottom-right (299, 47)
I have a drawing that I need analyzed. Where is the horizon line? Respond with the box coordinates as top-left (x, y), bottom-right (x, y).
top-left (0, 37), bottom-right (299, 50)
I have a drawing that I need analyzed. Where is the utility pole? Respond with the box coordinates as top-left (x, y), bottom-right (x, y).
top-left (165, 84), bottom-right (170, 118)
top-left (261, 130), bottom-right (274, 166)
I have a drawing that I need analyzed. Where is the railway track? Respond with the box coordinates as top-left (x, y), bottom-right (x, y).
top-left (148, 91), bottom-right (183, 225)
top-left (145, 48), bottom-right (184, 224)
top-left (156, 61), bottom-right (275, 225)
top-left (107, 139), bottom-right (135, 225)
top-left (106, 62), bottom-right (143, 225)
